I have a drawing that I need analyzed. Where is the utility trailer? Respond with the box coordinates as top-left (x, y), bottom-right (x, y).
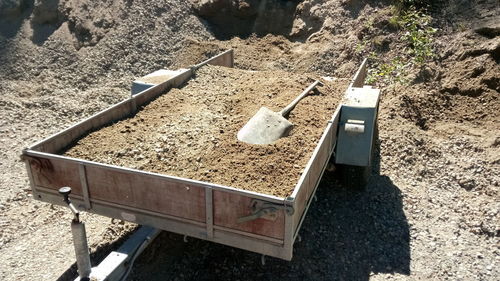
top-left (21, 50), bottom-right (380, 280)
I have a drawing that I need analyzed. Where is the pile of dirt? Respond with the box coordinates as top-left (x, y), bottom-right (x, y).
top-left (64, 65), bottom-right (346, 197)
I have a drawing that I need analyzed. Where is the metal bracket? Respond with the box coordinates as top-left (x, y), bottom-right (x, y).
top-left (79, 226), bottom-right (161, 281)
top-left (78, 163), bottom-right (92, 210)
top-left (237, 199), bottom-right (294, 224)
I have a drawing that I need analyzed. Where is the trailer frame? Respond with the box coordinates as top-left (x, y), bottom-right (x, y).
top-left (22, 51), bottom-right (379, 272)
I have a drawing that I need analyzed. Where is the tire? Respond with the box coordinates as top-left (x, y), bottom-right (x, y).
top-left (338, 164), bottom-right (371, 190)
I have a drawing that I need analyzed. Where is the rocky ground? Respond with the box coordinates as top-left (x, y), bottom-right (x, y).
top-left (0, 0), bottom-right (498, 280)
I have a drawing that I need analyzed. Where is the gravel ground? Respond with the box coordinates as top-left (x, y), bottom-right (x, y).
top-left (0, 0), bottom-right (498, 280)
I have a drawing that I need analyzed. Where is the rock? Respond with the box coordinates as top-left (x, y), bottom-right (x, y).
top-left (458, 178), bottom-right (475, 190)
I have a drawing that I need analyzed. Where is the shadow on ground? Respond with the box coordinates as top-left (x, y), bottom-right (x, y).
top-left (57, 225), bottom-right (140, 281)
top-left (0, 0), bottom-right (33, 40)
top-left (194, 0), bottom-right (300, 41)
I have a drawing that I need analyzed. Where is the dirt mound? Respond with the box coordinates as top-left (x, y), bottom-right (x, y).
top-left (441, 37), bottom-right (499, 96)
top-left (192, 0), bottom-right (300, 40)
top-left (64, 65), bottom-right (346, 197)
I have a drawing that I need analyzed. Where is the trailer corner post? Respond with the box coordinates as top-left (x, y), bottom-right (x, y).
top-left (283, 196), bottom-right (295, 261)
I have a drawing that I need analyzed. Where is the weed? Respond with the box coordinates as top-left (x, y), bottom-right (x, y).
top-left (355, 39), bottom-right (369, 54)
top-left (388, 16), bottom-right (401, 29)
top-left (398, 7), bottom-right (437, 64)
top-left (367, 56), bottom-right (409, 85)
top-left (367, 4), bottom-right (436, 85)
top-left (364, 17), bottom-right (375, 31)
top-left (368, 51), bottom-right (378, 61)
top-left (393, 0), bottom-right (431, 11)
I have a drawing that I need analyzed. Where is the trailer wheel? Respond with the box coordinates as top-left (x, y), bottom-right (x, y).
top-left (338, 164), bottom-right (370, 190)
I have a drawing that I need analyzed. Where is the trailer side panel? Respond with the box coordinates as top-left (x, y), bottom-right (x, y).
top-left (213, 190), bottom-right (285, 240)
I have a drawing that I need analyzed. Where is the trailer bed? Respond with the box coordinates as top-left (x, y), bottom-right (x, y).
top-left (63, 65), bottom-right (346, 197)
top-left (22, 50), bottom-right (370, 260)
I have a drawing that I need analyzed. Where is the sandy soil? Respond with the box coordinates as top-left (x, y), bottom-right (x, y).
top-left (64, 65), bottom-right (345, 197)
top-left (0, 0), bottom-right (498, 280)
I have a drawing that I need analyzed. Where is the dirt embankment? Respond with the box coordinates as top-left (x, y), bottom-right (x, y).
top-left (65, 65), bottom-right (346, 197)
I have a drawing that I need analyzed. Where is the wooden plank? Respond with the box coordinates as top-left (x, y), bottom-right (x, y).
top-left (27, 154), bottom-right (206, 222)
top-left (85, 165), bottom-right (206, 222)
top-left (311, 127), bottom-right (331, 186)
top-left (205, 187), bottom-right (214, 238)
top-left (25, 149), bottom-right (285, 203)
top-left (291, 120), bottom-right (336, 234)
top-left (28, 156), bottom-right (83, 196)
top-left (350, 58), bottom-right (368, 88)
top-left (329, 108), bottom-right (341, 152)
top-left (282, 198), bottom-right (295, 260)
top-left (31, 98), bottom-right (134, 154)
top-left (213, 190), bottom-right (285, 240)
top-left (35, 189), bottom-right (290, 260)
top-left (292, 167), bottom-right (310, 232)
top-left (78, 163), bottom-right (91, 209)
top-left (24, 158), bottom-right (41, 200)
top-left (213, 225), bottom-right (282, 244)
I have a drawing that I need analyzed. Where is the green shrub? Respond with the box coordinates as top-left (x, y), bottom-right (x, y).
top-left (394, 0), bottom-right (432, 10)
top-left (367, 4), bottom-right (437, 85)
top-left (397, 7), bottom-right (437, 64)
top-left (367, 56), bottom-right (409, 85)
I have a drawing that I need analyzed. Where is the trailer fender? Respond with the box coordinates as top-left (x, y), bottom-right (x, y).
top-left (334, 86), bottom-right (380, 188)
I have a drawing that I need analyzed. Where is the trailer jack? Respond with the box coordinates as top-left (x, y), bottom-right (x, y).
top-left (59, 187), bottom-right (92, 281)
top-left (58, 186), bottom-right (161, 281)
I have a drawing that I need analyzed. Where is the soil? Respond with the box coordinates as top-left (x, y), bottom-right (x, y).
top-left (0, 0), bottom-right (499, 280)
top-left (65, 65), bottom-right (345, 197)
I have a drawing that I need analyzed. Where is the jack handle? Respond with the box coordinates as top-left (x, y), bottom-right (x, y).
top-left (58, 187), bottom-right (80, 222)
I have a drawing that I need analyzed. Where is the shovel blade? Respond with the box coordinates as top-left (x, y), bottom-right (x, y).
top-left (237, 107), bottom-right (293, 145)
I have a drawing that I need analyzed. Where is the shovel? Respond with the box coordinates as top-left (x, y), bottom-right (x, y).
top-left (237, 80), bottom-right (322, 145)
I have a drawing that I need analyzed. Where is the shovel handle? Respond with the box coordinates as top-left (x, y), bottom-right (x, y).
top-left (280, 80), bottom-right (322, 117)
